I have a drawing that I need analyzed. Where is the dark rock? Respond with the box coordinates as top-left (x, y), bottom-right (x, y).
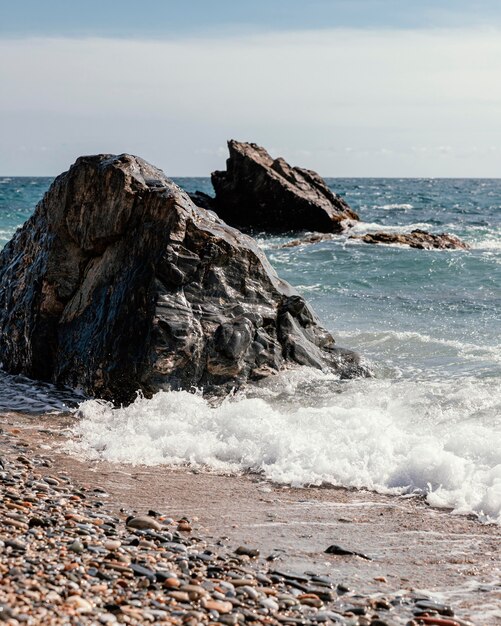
top-left (188, 191), bottom-right (215, 212)
top-left (4, 540), bottom-right (26, 552)
top-left (271, 570), bottom-right (310, 583)
top-left (308, 575), bottom-right (334, 588)
top-left (343, 606), bottom-right (367, 616)
top-left (350, 229), bottom-right (469, 250)
top-left (305, 588), bottom-right (334, 602)
top-left (210, 140), bottom-right (359, 232)
top-left (414, 600), bottom-right (454, 616)
top-left (130, 563), bottom-right (156, 581)
top-left (0, 605), bottom-right (14, 621)
top-left (234, 546), bottom-right (259, 558)
top-left (325, 544), bottom-right (371, 560)
top-left (282, 233), bottom-right (336, 248)
top-left (126, 515), bottom-right (163, 531)
top-left (0, 153), bottom-right (369, 404)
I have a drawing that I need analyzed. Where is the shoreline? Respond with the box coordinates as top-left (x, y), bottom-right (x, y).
top-left (0, 413), bottom-right (499, 624)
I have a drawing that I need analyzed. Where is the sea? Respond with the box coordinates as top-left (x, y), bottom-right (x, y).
top-left (1, 176), bottom-right (500, 523)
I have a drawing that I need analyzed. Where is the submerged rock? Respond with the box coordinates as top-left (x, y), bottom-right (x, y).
top-left (282, 232), bottom-right (336, 248)
top-left (210, 140), bottom-right (359, 232)
top-left (283, 229), bottom-right (469, 250)
top-left (350, 229), bottom-right (469, 250)
top-left (0, 154), bottom-right (368, 404)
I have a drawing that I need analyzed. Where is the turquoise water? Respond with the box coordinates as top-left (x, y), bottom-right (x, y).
top-left (1, 175), bottom-right (500, 521)
top-left (179, 176), bottom-right (501, 380)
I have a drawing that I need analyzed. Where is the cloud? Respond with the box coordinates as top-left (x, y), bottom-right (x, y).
top-left (0, 28), bottom-right (500, 176)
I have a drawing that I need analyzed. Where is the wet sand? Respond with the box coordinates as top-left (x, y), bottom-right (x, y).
top-left (2, 412), bottom-right (500, 624)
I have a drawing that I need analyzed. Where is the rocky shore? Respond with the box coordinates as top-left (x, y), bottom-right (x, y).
top-left (1, 418), bottom-right (499, 625)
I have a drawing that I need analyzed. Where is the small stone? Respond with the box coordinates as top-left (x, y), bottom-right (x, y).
top-left (66, 596), bottom-right (93, 613)
top-left (0, 605), bottom-right (14, 621)
top-left (126, 515), bottom-right (162, 531)
top-left (5, 539), bottom-right (26, 552)
top-left (43, 476), bottom-right (59, 486)
top-left (180, 584), bottom-right (208, 600)
top-left (45, 591), bottom-right (62, 604)
top-left (325, 544), bottom-right (371, 560)
top-left (235, 546), bottom-right (260, 558)
top-left (163, 576), bottom-right (181, 588)
top-left (177, 520), bottom-right (192, 532)
top-left (260, 598), bottom-right (279, 612)
top-left (229, 579), bottom-right (257, 587)
top-left (130, 563), bottom-right (156, 581)
top-left (298, 593), bottom-right (323, 608)
top-left (168, 591), bottom-right (190, 603)
top-left (414, 600), bottom-right (454, 617)
top-left (202, 599), bottom-right (233, 614)
top-left (69, 539), bottom-right (85, 553)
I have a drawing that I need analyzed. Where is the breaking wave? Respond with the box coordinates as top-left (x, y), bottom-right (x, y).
top-left (71, 370), bottom-right (501, 523)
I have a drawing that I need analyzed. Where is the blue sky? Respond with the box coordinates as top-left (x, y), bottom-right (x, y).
top-left (1, 1), bottom-right (501, 176)
top-left (3, 0), bottom-right (501, 36)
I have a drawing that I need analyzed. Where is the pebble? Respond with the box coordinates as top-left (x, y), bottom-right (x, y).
top-left (177, 520), bottom-right (192, 532)
top-left (69, 539), bottom-right (84, 553)
top-left (125, 515), bottom-right (163, 531)
top-left (415, 600), bottom-right (454, 616)
top-left (66, 595), bottom-right (93, 613)
top-left (260, 597), bottom-right (280, 612)
top-left (235, 546), bottom-right (260, 558)
top-left (298, 593), bottom-right (323, 608)
top-left (202, 599), bottom-right (233, 614)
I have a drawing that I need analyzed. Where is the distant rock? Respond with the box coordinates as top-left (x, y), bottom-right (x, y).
top-left (283, 229), bottom-right (469, 250)
top-left (282, 233), bottom-right (336, 248)
top-left (350, 229), bottom-right (469, 250)
top-left (210, 140), bottom-right (358, 232)
top-left (0, 154), bottom-right (369, 404)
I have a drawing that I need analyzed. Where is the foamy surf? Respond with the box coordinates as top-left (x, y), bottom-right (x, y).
top-left (374, 203), bottom-right (414, 210)
top-left (71, 370), bottom-right (501, 523)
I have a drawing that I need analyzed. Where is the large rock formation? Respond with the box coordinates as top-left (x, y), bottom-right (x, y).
top-left (0, 154), bottom-right (368, 404)
top-left (209, 140), bottom-right (358, 232)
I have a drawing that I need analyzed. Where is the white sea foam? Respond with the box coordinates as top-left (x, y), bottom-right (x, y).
top-left (374, 203), bottom-right (414, 210)
top-left (71, 370), bottom-right (501, 523)
top-left (346, 221), bottom-right (433, 236)
top-left (470, 237), bottom-right (501, 252)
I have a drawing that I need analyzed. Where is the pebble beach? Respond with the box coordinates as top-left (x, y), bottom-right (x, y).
top-left (1, 417), bottom-right (500, 626)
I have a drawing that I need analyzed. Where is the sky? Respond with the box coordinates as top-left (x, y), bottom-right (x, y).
top-left (1, 1), bottom-right (501, 177)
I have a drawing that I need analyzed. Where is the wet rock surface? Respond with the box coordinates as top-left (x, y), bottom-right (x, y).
top-left (282, 230), bottom-right (469, 251)
top-left (0, 426), bottom-right (489, 626)
top-left (350, 230), bottom-right (470, 250)
top-left (0, 154), bottom-right (368, 404)
top-left (209, 141), bottom-right (359, 233)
